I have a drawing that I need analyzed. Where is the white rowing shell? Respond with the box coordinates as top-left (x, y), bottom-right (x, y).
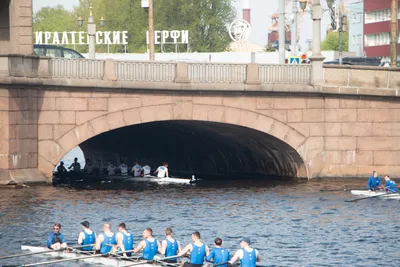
top-left (350, 190), bottom-right (400, 199)
top-left (21, 246), bottom-right (155, 267)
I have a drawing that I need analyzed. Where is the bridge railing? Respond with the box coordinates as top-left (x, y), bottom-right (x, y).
top-left (259, 64), bottom-right (312, 84)
top-left (187, 63), bottom-right (247, 83)
top-left (49, 58), bottom-right (104, 79)
top-left (0, 55), bottom-right (314, 86)
top-left (115, 61), bottom-right (176, 82)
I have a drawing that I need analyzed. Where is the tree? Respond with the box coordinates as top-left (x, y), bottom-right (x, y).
top-left (33, 0), bottom-right (236, 53)
top-left (321, 30), bottom-right (349, 51)
top-left (33, 5), bottom-right (77, 33)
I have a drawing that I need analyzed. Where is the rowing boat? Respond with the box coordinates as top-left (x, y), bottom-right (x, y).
top-left (350, 190), bottom-right (400, 199)
top-left (21, 246), bottom-right (156, 267)
top-left (121, 175), bottom-right (196, 184)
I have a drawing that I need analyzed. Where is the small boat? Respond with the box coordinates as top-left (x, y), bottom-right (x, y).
top-left (350, 190), bottom-right (400, 199)
top-left (21, 245), bottom-right (155, 267)
top-left (121, 175), bottom-right (197, 184)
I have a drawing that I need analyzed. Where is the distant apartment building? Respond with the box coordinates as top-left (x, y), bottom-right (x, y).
top-left (364, 0), bottom-right (400, 58)
top-left (348, 0), bottom-right (364, 56)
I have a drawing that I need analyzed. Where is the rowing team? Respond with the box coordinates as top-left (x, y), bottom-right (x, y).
top-left (367, 171), bottom-right (398, 192)
top-left (48, 222), bottom-right (260, 267)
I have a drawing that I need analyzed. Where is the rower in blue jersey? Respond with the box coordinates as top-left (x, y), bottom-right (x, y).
top-left (47, 223), bottom-right (67, 250)
top-left (134, 228), bottom-right (161, 260)
top-left (161, 227), bottom-right (181, 263)
top-left (77, 221), bottom-right (96, 251)
top-left (384, 175), bottom-right (398, 192)
top-left (95, 223), bottom-right (116, 255)
top-left (368, 171), bottom-right (381, 191)
top-left (116, 222), bottom-right (134, 257)
top-left (206, 237), bottom-right (230, 267)
top-left (178, 231), bottom-right (210, 267)
top-left (229, 238), bottom-right (260, 267)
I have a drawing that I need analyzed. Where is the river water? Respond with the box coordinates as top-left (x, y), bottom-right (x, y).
top-left (0, 179), bottom-right (399, 267)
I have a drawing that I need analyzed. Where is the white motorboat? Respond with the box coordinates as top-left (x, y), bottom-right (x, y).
top-left (350, 190), bottom-right (400, 199)
top-left (20, 246), bottom-right (155, 267)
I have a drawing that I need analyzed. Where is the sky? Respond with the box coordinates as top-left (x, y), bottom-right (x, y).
top-left (33, 0), bottom-right (348, 49)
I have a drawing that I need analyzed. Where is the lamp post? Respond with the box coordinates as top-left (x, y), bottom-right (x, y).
top-left (300, 0), bottom-right (325, 85)
top-left (291, 0), bottom-right (298, 56)
top-left (279, 0), bottom-right (285, 64)
top-left (338, 9), bottom-right (347, 65)
top-left (77, 7), bottom-right (105, 59)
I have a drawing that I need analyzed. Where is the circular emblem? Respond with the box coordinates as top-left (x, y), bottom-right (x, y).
top-left (229, 19), bottom-right (251, 43)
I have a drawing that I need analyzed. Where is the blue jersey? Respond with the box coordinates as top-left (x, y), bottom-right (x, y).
top-left (190, 244), bottom-right (206, 264)
top-left (100, 232), bottom-right (116, 254)
top-left (120, 232), bottom-right (134, 256)
top-left (206, 247), bottom-right (230, 267)
top-left (47, 232), bottom-right (66, 248)
top-left (143, 239), bottom-right (158, 260)
top-left (367, 176), bottom-right (381, 189)
top-left (240, 248), bottom-right (257, 267)
top-left (165, 239), bottom-right (179, 257)
top-left (81, 231), bottom-right (96, 251)
top-left (385, 180), bottom-right (397, 192)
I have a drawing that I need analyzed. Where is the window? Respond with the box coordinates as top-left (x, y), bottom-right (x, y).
top-left (33, 47), bottom-right (46, 56)
top-left (46, 48), bottom-right (62, 57)
top-left (63, 49), bottom-right (83, 58)
top-left (365, 9), bottom-right (391, 24)
top-left (0, 0), bottom-right (10, 41)
top-left (365, 33), bottom-right (390, 46)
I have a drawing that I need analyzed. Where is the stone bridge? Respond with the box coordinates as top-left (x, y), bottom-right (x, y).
top-left (1, 55), bottom-right (400, 183)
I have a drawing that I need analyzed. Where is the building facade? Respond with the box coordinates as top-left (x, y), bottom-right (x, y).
top-left (348, 0), bottom-right (364, 57)
top-left (364, 0), bottom-right (400, 58)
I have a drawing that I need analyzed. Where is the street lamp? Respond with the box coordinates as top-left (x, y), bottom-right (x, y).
top-left (77, 7), bottom-right (105, 59)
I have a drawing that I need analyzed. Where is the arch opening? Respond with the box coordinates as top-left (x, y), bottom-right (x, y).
top-left (72, 120), bottom-right (307, 181)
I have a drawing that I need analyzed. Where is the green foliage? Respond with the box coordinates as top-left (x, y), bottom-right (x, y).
top-left (321, 31), bottom-right (349, 51)
top-left (33, 0), bottom-right (236, 53)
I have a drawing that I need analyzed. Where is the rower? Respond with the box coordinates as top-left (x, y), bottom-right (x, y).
top-left (131, 161), bottom-right (142, 177)
top-left (116, 222), bottom-right (134, 257)
top-left (141, 165), bottom-right (152, 177)
top-left (95, 223), bottom-right (116, 255)
top-left (77, 221), bottom-right (96, 251)
top-left (133, 228), bottom-right (161, 260)
top-left (383, 175), bottom-right (398, 192)
top-left (69, 157), bottom-right (81, 173)
top-left (154, 163), bottom-right (169, 178)
top-left (368, 171), bottom-right (381, 191)
top-left (47, 223), bottom-right (67, 250)
top-left (161, 227), bottom-right (181, 263)
top-left (177, 231), bottom-right (209, 267)
top-left (229, 237), bottom-right (260, 267)
top-left (118, 161), bottom-right (129, 176)
top-left (206, 237), bottom-right (230, 267)
top-left (107, 161), bottom-right (117, 176)
top-left (57, 161), bottom-right (67, 174)
top-left (84, 159), bottom-right (93, 175)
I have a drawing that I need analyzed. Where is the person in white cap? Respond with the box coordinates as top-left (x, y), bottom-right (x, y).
top-left (229, 237), bottom-right (260, 267)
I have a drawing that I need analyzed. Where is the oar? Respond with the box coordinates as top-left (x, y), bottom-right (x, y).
top-left (122, 260), bottom-right (154, 267)
top-left (154, 255), bottom-right (181, 262)
top-left (345, 192), bottom-right (395, 202)
top-left (3, 254), bottom-right (104, 267)
top-left (209, 261), bottom-right (230, 267)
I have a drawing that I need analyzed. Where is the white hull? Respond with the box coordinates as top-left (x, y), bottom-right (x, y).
top-left (21, 246), bottom-right (154, 267)
top-left (121, 176), bottom-right (195, 184)
top-left (350, 190), bottom-right (400, 199)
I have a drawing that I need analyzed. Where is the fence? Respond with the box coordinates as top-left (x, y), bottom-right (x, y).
top-left (188, 63), bottom-right (247, 83)
top-left (49, 58), bottom-right (104, 79)
top-left (115, 61), bottom-right (176, 82)
top-left (259, 64), bottom-right (311, 84)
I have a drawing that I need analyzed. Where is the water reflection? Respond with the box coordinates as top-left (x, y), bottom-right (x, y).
top-left (0, 179), bottom-right (399, 267)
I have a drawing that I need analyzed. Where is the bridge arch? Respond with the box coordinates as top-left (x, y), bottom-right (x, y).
top-left (38, 103), bottom-right (311, 179)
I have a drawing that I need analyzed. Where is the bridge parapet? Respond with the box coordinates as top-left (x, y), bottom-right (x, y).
top-left (0, 55), bottom-right (312, 87)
